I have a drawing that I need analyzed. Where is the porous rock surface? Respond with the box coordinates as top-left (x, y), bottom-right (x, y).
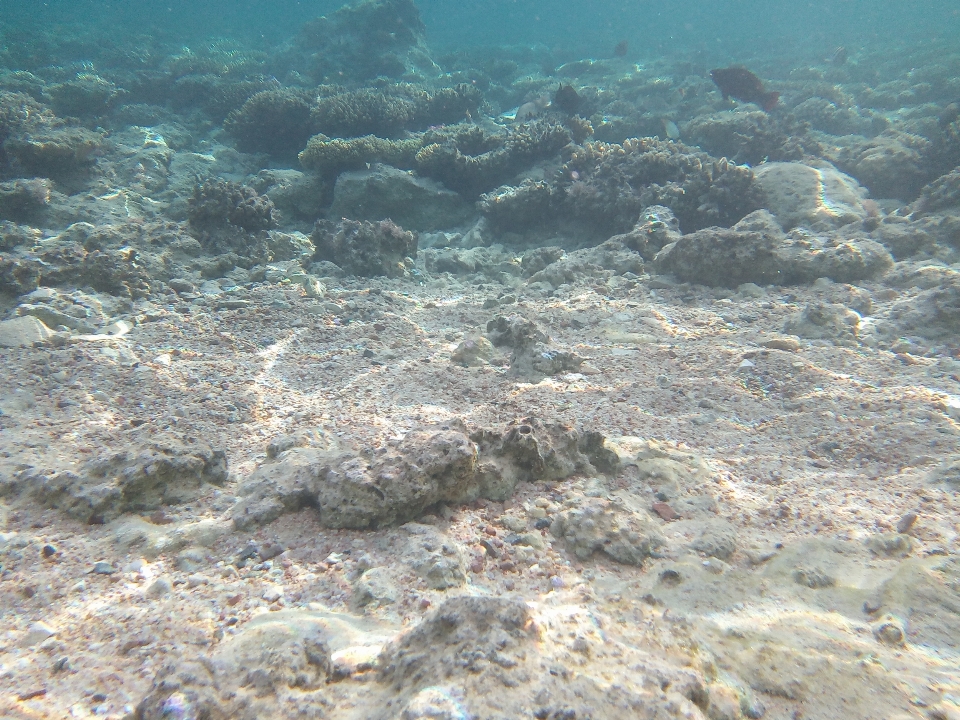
top-left (2, 435), bottom-right (228, 524)
top-left (233, 417), bottom-right (612, 531)
top-left (654, 208), bottom-right (893, 287)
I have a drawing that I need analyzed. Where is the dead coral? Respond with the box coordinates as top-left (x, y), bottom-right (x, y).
top-left (312, 217), bottom-right (417, 278)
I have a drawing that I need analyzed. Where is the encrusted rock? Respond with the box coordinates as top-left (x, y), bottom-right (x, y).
top-left (10, 436), bottom-right (228, 524)
top-left (135, 612), bottom-right (332, 718)
top-left (551, 496), bottom-right (664, 565)
top-left (753, 161), bottom-right (868, 230)
top-left (312, 218), bottom-right (417, 278)
top-left (654, 209), bottom-right (892, 288)
top-left (233, 417), bottom-right (613, 531)
top-left (330, 164), bottom-right (474, 231)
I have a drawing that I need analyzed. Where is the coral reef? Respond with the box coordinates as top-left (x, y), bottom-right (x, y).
top-left (312, 218), bottom-right (417, 277)
top-left (415, 120), bottom-right (571, 196)
top-left (188, 179), bottom-right (275, 233)
top-left (912, 167), bottom-right (960, 216)
top-left (683, 110), bottom-right (818, 166)
top-left (310, 84), bottom-right (481, 139)
top-left (559, 137), bottom-right (761, 236)
top-left (301, 120), bottom-right (571, 198)
top-left (223, 88), bottom-right (315, 159)
top-left (299, 134), bottom-right (420, 175)
top-left (289, 0), bottom-right (434, 84)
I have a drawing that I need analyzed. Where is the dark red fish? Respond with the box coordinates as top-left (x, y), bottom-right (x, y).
top-left (553, 83), bottom-right (581, 114)
top-left (710, 67), bottom-right (780, 112)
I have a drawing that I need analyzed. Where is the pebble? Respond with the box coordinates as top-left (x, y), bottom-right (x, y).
top-left (652, 502), bottom-right (679, 521)
top-left (896, 512), bottom-right (918, 534)
top-left (262, 585), bottom-right (283, 603)
top-left (146, 577), bottom-right (172, 598)
top-left (92, 561), bottom-right (116, 574)
top-left (186, 574), bottom-right (209, 588)
top-left (22, 621), bottom-right (56, 647)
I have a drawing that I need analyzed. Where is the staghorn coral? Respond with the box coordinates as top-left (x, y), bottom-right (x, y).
top-left (223, 88), bottom-right (314, 159)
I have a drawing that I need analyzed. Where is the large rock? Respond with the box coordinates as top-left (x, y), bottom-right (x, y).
top-left (654, 209), bottom-right (892, 287)
top-left (312, 217), bottom-right (417, 277)
top-left (0, 315), bottom-right (53, 348)
top-left (135, 611), bottom-right (333, 720)
top-left (754, 161), bottom-right (868, 230)
top-left (329, 164), bottom-right (474, 231)
top-left (232, 418), bottom-right (614, 531)
top-left (7, 436), bottom-right (228, 524)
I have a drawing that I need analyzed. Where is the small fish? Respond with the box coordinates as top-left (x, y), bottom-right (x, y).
top-left (552, 83), bottom-right (581, 114)
top-left (831, 46), bottom-right (848, 65)
top-left (663, 118), bottom-right (680, 140)
top-left (710, 67), bottom-right (780, 112)
top-left (613, 40), bottom-right (628, 58)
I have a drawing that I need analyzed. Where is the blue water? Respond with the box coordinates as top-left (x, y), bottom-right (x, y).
top-left (1, 1), bottom-right (958, 60)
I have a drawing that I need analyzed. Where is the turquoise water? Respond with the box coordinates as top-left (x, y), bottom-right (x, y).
top-left (2, 1), bottom-right (958, 57)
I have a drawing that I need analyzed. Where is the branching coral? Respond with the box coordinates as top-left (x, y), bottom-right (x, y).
top-left (299, 134), bottom-right (421, 175)
top-left (224, 88), bottom-right (315, 158)
top-left (188, 179), bottom-right (275, 232)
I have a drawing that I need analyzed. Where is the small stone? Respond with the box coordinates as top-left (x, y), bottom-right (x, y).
top-left (146, 577), bottom-right (172, 598)
top-left (896, 512), bottom-right (918, 534)
top-left (92, 561), bottom-right (116, 574)
top-left (262, 585), bottom-right (283, 603)
top-left (873, 616), bottom-right (906, 646)
top-left (0, 316), bottom-right (53, 348)
top-left (652, 502), bottom-right (679, 521)
top-left (259, 542), bottom-right (285, 561)
top-left (761, 336), bottom-right (800, 352)
top-left (186, 574), bottom-right (209, 588)
top-left (41, 544), bottom-right (57, 559)
top-left (22, 621), bottom-right (56, 647)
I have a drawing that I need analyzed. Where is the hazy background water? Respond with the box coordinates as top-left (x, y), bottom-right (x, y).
top-left (0, 0), bottom-right (958, 65)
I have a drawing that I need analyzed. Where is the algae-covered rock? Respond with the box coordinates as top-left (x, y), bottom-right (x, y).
top-left (312, 217), bottom-right (417, 277)
top-left (8, 436), bottom-right (228, 524)
top-left (654, 209), bottom-right (892, 287)
top-left (754, 161), bottom-right (869, 230)
top-left (551, 496), bottom-right (664, 565)
top-left (330, 164), bottom-right (474, 231)
top-left (232, 418), bottom-right (614, 531)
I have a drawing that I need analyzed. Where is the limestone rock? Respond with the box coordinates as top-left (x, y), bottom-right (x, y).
top-left (16, 436), bottom-right (228, 524)
top-left (551, 497), bottom-right (664, 565)
top-left (135, 611), bottom-right (332, 718)
top-left (233, 418), bottom-right (613, 531)
top-left (402, 523), bottom-right (467, 590)
top-left (753, 161), bottom-right (868, 230)
top-left (330, 164), bottom-right (474, 232)
top-left (654, 209), bottom-right (892, 288)
top-left (0, 315), bottom-right (53, 348)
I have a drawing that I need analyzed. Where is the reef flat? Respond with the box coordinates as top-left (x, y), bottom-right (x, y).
top-left (1, 1), bottom-right (960, 719)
